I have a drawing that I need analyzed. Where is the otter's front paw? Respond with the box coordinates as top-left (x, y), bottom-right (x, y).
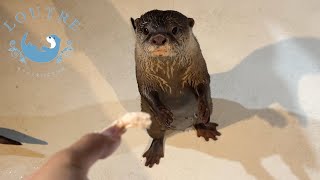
top-left (157, 106), bottom-right (174, 128)
top-left (198, 99), bottom-right (210, 124)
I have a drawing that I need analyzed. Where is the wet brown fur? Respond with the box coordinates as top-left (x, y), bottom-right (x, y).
top-left (131, 10), bottom-right (220, 167)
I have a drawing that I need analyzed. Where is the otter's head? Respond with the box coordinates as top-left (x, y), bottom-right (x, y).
top-left (131, 10), bottom-right (195, 57)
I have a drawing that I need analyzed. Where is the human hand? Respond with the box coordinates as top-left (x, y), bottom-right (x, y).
top-left (26, 112), bottom-right (151, 180)
top-left (26, 125), bottom-right (124, 180)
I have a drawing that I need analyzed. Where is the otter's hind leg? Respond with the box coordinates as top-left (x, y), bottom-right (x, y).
top-left (143, 116), bottom-right (166, 168)
top-left (143, 136), bottom-right (164, 168)
top-left (194, 123), bottom-right (221, 141)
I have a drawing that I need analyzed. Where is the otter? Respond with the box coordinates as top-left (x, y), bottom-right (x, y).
top-left (131, 10), bottom-right (221, 168)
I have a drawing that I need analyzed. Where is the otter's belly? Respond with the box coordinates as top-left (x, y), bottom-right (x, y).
top-left (159, 88), bottom-right (199, 131)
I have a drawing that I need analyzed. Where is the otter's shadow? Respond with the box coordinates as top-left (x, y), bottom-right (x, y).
top-left (212, 98), bottom-right (289, 129)
top-left (216, 97), bottom-right (317, 180)
top-left (167, 98), bottom-right (317, 180)
top-left (212, 37), bottom-right (320, 126)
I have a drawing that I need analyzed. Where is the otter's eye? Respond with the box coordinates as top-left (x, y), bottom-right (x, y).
top-left (172, 27), bottom-right (178, 35)
top-left (49, 37), bottom-right (51, 39)
top-left (143, 28), bottom-right (149, 35)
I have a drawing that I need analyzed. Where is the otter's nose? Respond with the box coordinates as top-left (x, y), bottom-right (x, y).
top-left (151, 34), bottom-right (167, 46)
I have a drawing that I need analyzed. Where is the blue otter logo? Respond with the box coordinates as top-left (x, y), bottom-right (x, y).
top-left (21, 33), bottom-right (61, 63)
top-left (8, 32), bottom-right (73, 64)
top-left (4, 5), bottom-right (79, 76)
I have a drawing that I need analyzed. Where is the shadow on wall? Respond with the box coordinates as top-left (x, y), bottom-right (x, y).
top-left (212, 37), bottom-right (320, 126)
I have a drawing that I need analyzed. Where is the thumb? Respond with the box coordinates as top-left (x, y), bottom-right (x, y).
top-left (64, 126), bottom-right (122, 170)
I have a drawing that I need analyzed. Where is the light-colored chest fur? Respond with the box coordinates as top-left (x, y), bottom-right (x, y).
top-left (140, 56), bottom-right (192, 94)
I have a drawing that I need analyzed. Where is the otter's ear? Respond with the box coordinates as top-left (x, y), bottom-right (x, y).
top-left (130, 17), bottom-right (140, 31)
top-left (188, 18), bottom-right (195, 28)
top-left (130, 17), bottom-right (136, 30)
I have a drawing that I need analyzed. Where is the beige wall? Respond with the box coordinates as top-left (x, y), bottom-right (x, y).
top-left (0, 0), bottom-right (320, 179)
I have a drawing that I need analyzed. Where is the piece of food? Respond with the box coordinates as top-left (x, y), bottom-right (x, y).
top-left (101, 112), bottom-right (151, 137)
top-left (111, 112), bottom-right (151, 129)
